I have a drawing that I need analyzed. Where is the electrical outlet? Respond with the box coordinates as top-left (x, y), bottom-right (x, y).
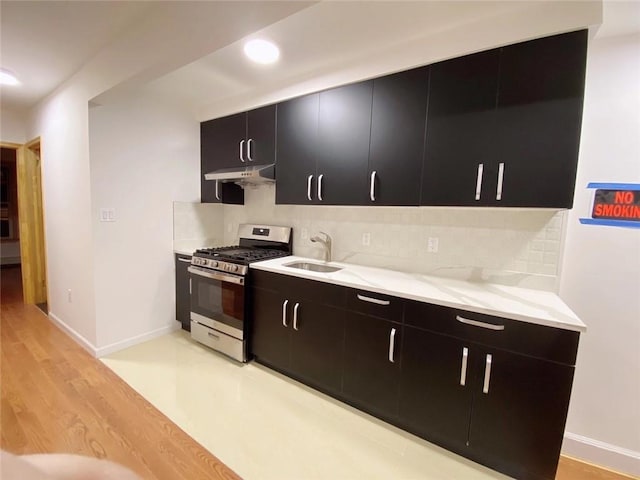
top-left (362, 233), bottom-right (371, 246)
top-left (67, 289), bottom-right (72, 303)
top-left (427, 237), bottom-right (439, 253)
top-left (301, 228), bottom-right (308, 240)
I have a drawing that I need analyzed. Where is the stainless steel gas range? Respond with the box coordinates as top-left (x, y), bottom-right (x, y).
top-left (188, 224), bottom-right (292, 362)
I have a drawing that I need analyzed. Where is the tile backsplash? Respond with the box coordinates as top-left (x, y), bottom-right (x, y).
top-left (222, 184), bottom-right (565, 291)
top-left (173, 201), bottom-right (224, 253)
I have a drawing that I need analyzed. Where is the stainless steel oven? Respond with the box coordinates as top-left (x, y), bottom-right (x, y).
top-left (188, 224), bottom-right (292, 362)
top-left (189, 265), bottom-right (246, 362)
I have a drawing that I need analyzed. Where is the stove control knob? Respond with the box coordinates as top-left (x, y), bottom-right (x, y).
top-left (230, 264), bottom-right (238, 272)
top-left (209, 260), bottom-right (218, 268)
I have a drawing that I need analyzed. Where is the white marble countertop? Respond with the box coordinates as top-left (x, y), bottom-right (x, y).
top-left (250, 256), bottom-right (586, 333)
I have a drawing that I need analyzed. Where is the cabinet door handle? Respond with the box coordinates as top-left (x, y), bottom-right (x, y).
top-left (177, 258), bottom-right (191, 263)
top-left (496, 162), bottom-right (505, 200)
top-left (483, 354), bottom-right (493, 394)
top-left (317, 174), bottom-right (323, 201)
top-left (293, 302), bottom-right (300, 331)
top-left (239, 140), bottom-right (245, 162)
top-left (388, 328), bottom-right (396, 363)
top-left (475, 163), bottom-right (484, 201)
top-left (460, 347), bottom-right (469, 386)
top-left (307, 175), bottom-right (313, 201)
top-left (456, 315), bottom-right (504, 331)
top-left (282, 300), bottom-right (289, 327)
top-left (207, 331), bottom-right (220, 340)
top-left (189, 278), bottom-right (192, 295)
top-left (215, 180), bottom-right (221, 201)
top-left (247, 138), bottom-right (254, 162)
top-left (370, 171), bottom-right (377, 202)
top-left (356, 294), bottom-right (390, 306)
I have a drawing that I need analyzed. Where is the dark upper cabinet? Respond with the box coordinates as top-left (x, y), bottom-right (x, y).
top-left (275, 94), bottom-right (319, 204)
top-left (369, 67), bottom-right (429, 206)
top-left (421, 50), bottom-right (500, 206)
top-left (200, 104), bottom-right (276, 204)
top-left (276, 82), bottom-right (373, 205)
top-left (246, 105), bottom-right (277, 166)
top-left (316, 81), bottom-right (373, 205)
top-left (493, 29), bottom-right (587, 208)
top-left (174, 254), bottom-right (192, 331)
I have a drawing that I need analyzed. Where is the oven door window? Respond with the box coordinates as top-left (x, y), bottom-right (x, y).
top-left (191, 273), bottom-right (244, 332)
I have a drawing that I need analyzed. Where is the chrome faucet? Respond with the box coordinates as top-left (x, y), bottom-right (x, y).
top-left (310, 231), bottom-right (332, 263)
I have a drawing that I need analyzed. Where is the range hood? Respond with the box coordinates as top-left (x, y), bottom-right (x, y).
top-left (204, 163), bottom-right (275, 187)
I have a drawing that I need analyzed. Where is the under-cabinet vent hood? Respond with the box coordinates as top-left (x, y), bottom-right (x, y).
top-left (204, 163), bottom-right (275, 187)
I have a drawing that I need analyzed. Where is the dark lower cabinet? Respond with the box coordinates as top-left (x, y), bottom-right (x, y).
top-left (250, 271), bottom-right (346, 395)
top-left (174, 254), bottom-right (192, 331)
top-left (287, 301), bottom-right (345, 395)
top-left (249, 270), bottom-right (579, 480)
top-left (342, 313), bottom-right (402, 419)
top-left (399, 323), bottom-right (576, 480)
top-left (398, 327), bottom-right (475, 451)
top-left (468, 346), bottom-right (575, 480)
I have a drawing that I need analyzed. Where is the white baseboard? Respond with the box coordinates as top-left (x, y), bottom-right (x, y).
top-left (95, 322), bottom-right (180, 358)
top-left (563, 431), bottom-right (640, 477)
top-left (49, 312), bottom-right (98, 356)
top-left (49, 312), bottom-right (180, 358)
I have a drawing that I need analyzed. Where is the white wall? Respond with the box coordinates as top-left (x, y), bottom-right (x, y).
top-left (88, 92), bottom-right (200, 354)
top-left (0, 107), bottom-right (26, 143)
top-left (560, 33), bottom-right (640, 476)
top-left (26, 87), bottom-right (98, 347)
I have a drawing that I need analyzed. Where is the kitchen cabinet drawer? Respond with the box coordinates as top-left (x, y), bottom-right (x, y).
top-left (191, 321), bottom-right (245, 360)
top-left (346, 288), bottom-right (404, 322)
top-left (404, 300), bottom-right (579, 365)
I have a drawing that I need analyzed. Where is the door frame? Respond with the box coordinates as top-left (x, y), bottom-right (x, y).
top-left (2, 138), bottom-right (48, 305)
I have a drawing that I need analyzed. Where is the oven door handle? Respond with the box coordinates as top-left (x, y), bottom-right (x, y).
top-left (188, 266), bottom-right (244, 285)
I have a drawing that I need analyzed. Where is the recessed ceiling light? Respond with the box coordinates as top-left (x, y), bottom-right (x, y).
top-left (244, 39), bottom-right (280, 65)
top-left (0, 68), bottom-right (20, 86)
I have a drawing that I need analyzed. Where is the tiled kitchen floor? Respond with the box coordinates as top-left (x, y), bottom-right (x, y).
top-left (102, 330), bottom-right (508, 480)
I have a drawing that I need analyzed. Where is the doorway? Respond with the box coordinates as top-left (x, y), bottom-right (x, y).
top-left (1, 139), bottom-right (48, 310)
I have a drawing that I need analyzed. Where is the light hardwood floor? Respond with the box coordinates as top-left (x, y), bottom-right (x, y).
top-left (0, 266), bottom-right (634, 480)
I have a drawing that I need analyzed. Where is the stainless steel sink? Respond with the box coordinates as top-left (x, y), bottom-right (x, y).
top-left (284, 261), bottom-right (343, 273)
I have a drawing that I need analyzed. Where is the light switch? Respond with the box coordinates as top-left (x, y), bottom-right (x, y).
top-left (100, 208), bottom-right (115, 222)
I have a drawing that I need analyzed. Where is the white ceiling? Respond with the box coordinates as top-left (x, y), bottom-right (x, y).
top-left (1, 1), bottom-right (639, 115)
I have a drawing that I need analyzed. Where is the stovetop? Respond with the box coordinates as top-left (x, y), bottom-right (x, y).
top-left (194, 245), bottom-right (290, 264)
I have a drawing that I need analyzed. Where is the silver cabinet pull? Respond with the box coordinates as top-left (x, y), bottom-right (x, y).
top-left (247, 138), bottom-right (254, 161)
top-left (475, 163), bottom-right (484, 201)
top-left (388, 328), bottom-right (397, 363)
top-left (370, 171), bottom-right (377, 202)
top-left (456, 315), bottom-right (505, 331)
top-left (215, 180), bottom-right (221, 201)
top-left (239, 140), bottom-right (245, 162)
top-left (496, 162), bottom-right (505, 200)
top-left (189, 278), bottom-right (192, 295)
top-left (207, 331), bottom-right (220, 340)
top-left (307, 175), bottom-right (313, 201)
top-left (356, 294), bottom-right (390, 306)
top-left (483, 354), bottom-right (493, 394)
top-left (317, 174), bottom-right (324, 201)
top-left (460, 347), bottom-right (469, 386)
top-left (177, 258), bottom-right (191, 263)
top-left (293, 303), bottom-right (300, 331)
top-left (282, 299), bottom-right (289, 327)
